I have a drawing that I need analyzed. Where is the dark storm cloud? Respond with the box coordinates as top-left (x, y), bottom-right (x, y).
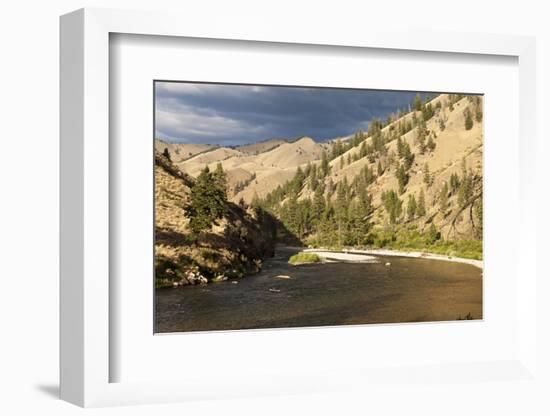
top-left (155, 82), bottom-right (426, 145)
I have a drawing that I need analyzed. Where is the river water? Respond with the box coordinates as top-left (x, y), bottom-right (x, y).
top-left (155, 247), bottom-right (482, 333)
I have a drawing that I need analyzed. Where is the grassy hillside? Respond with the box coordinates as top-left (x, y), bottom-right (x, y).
top-left (160, 93), bottom-right (483, 262)
top-left (255, 93), bottom-right (484, 259)
top-left (154, 152), bottom-right (276, 287)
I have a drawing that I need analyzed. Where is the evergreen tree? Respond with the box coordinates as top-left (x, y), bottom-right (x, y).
top-left (162, 147), bottom-right (171, 161)
top-left (474, 96), bottom-right (483, 122)
top-left (402, 142), bottom-right (414, 170)
top-left (464, 108), bottom-right (474, 130)
top-left (426, 135), bottom-right (436, 152)
top-left (359, 141), bottom-right (367, 158)
top-left (309, 165), bottom-right (318, 191)
top-left (340, 156), bottom-right (344, 169)
top-left (377, 160), bottom-right (383, 177)
top-left (382, 190), bottom-right (402, 224)
top-left (439, 182), bottom-right (449, 214)
top-left (413, 93), bottom-right (422, 111)
top-left (457, 158), bottom-right (473, 207)
top-left (416, 119), bottom-right (427, 154)
top-left (423, 163), bottom-right (432, 187)
top-left (213, 162), bottom-right (228, 200)
top-left (335, 180), bottom-right (350, 246)
top-left (347, 153), bottom-right (352, 165)
top-left (427, 223), bottom-right (440, 244)
top-left (407, 194), bottom-right (417, 220)
top-left (396, 163), bottom-right (409, 194)
top-left (422, 103), bottom-right (434, 120)
top-left (449, 173), bottom-right (460, 193)
top-left (184, 166), bottom-right (227, 236)
top-left (320, 150), bottom-right (330, 177)
top-left (474, 198), bottom-right (483, 238)
top-left (312, 186), bottom-right (326, 224)
top-left (397, 136), bottom-right (405, 158)
top-left (417, 189), bottom-right (426, 216)
top-left (332, 139), bottom-right (344, 159)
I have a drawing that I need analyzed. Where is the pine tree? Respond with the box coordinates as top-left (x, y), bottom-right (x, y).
top-left (377, 160), bottom-right (383, 177)
top-left (397, 136), bottom-right (405, 158)
top-left (359, 141), bottom-right (367, 158)
top-left (427, 223), bottom-right (440, 244)
top-left (464, 108), bottom-right (473, 130)
top-left (413, 93), bottom-right (422, 111)
top-left (382, 190), bottom-right (402, 224)
top-left (320, 150), bottom-right (330, 177)
top-left (417, 189), bottom-right (426, 216)
top-left (339, 156), bottom-right (344, 169)
top-left (407, 194), bottom-right (417, 220)
top-left (457, 158), bottom-right (473, 207)
top-left (474, 198), bottom-right (483, 238)
top-left (439, 182), bottom-right (449, 214)
top-left (213, 162), bottom-right (228, 200)
top-left (474, 96), bottom-right (483, 122)
top-left (312, 186), bottom-right (326, 224)
top-left (449, 173), bottom-right (460, 193)
top-left (309, 165), bottom-right (318, 191)
top-left (423, 163), bottom-right (432, 187)
top-left (396, 163), bottom-right (409, 194)
top-left (184, 166), bottom-right (227, 236)
top-left (162, 147), bottom-right (171, 161)
top-left (402, 142), bottom-right (414, 170)
top-left (439, 117), bottom-right (446, 131)
top-left (426, 135), bottom-right (436, 152)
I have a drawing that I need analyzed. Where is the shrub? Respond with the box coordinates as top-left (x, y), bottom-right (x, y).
top-left (289, 252), bottom-right (321, 264)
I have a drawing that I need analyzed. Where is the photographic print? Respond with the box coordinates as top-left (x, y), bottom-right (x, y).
top-left (154, 81), bottom-right (483, 333)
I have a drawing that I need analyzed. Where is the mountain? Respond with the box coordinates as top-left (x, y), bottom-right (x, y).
top-left (253, 93), bottom-right (483, 253)
top-left (166, 136), bottom-right (325, 203)
top-left (157, 92), bottom-right (483, 270)
top-left (308, 94), bottom-right (482, 241)
top-left (154, 152), bottom-right (276, 287)
top-left (234, 138), bottom-right (286, 155)
top-left (154, 139), bottom-right (216, 163)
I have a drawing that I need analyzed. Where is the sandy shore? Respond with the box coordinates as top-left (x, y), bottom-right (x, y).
top-left (303, 248), bottom-right (483, 269)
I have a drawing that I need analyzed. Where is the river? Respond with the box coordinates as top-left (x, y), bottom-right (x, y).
top-left (155, 247), bottom-right (482, 333)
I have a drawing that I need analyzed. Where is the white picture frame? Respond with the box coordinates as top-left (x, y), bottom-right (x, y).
top-left (60, 7), bottom-right (538, 408)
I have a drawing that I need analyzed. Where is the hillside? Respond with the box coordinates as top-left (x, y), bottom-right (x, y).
top-left (154, 151), bottom-right (276, 287)
top-left (235, 138), bottom-right (286, 155)
top-left (177, 146), bottom-right (244, 176)
top-left (157, 92), bottom-right (483, 263)
top-left (172, 136), bottom-right (325, 203)
top-left (317, 94), bottom-right (482, 240)
top-left (155, 139), bottom-right (216, 163)
top-left (256, 93), bottom-right (484, 258)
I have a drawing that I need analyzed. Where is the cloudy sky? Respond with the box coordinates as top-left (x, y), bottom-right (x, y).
top-left (155, 82), bottom-right (427, 145)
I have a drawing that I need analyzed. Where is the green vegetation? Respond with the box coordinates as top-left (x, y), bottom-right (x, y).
top-left (396, 163), bottom-right (409, 194)
top-left (289, 252), bottom-right (321, 264)
top-left (184, 164), bottom-right (228, 236)
top-left (252, 92), bottom-right (482, 262)
top-left (366, 226), bottom-right (482, 260)
top-left (381, 190), bottom-right (402, 224)
top-left (464, 108), bottom-right (474, 130)
top-left (234, 172), bottom-right (257, 193)
top-left (407, 194), bottom-right (417, 220)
